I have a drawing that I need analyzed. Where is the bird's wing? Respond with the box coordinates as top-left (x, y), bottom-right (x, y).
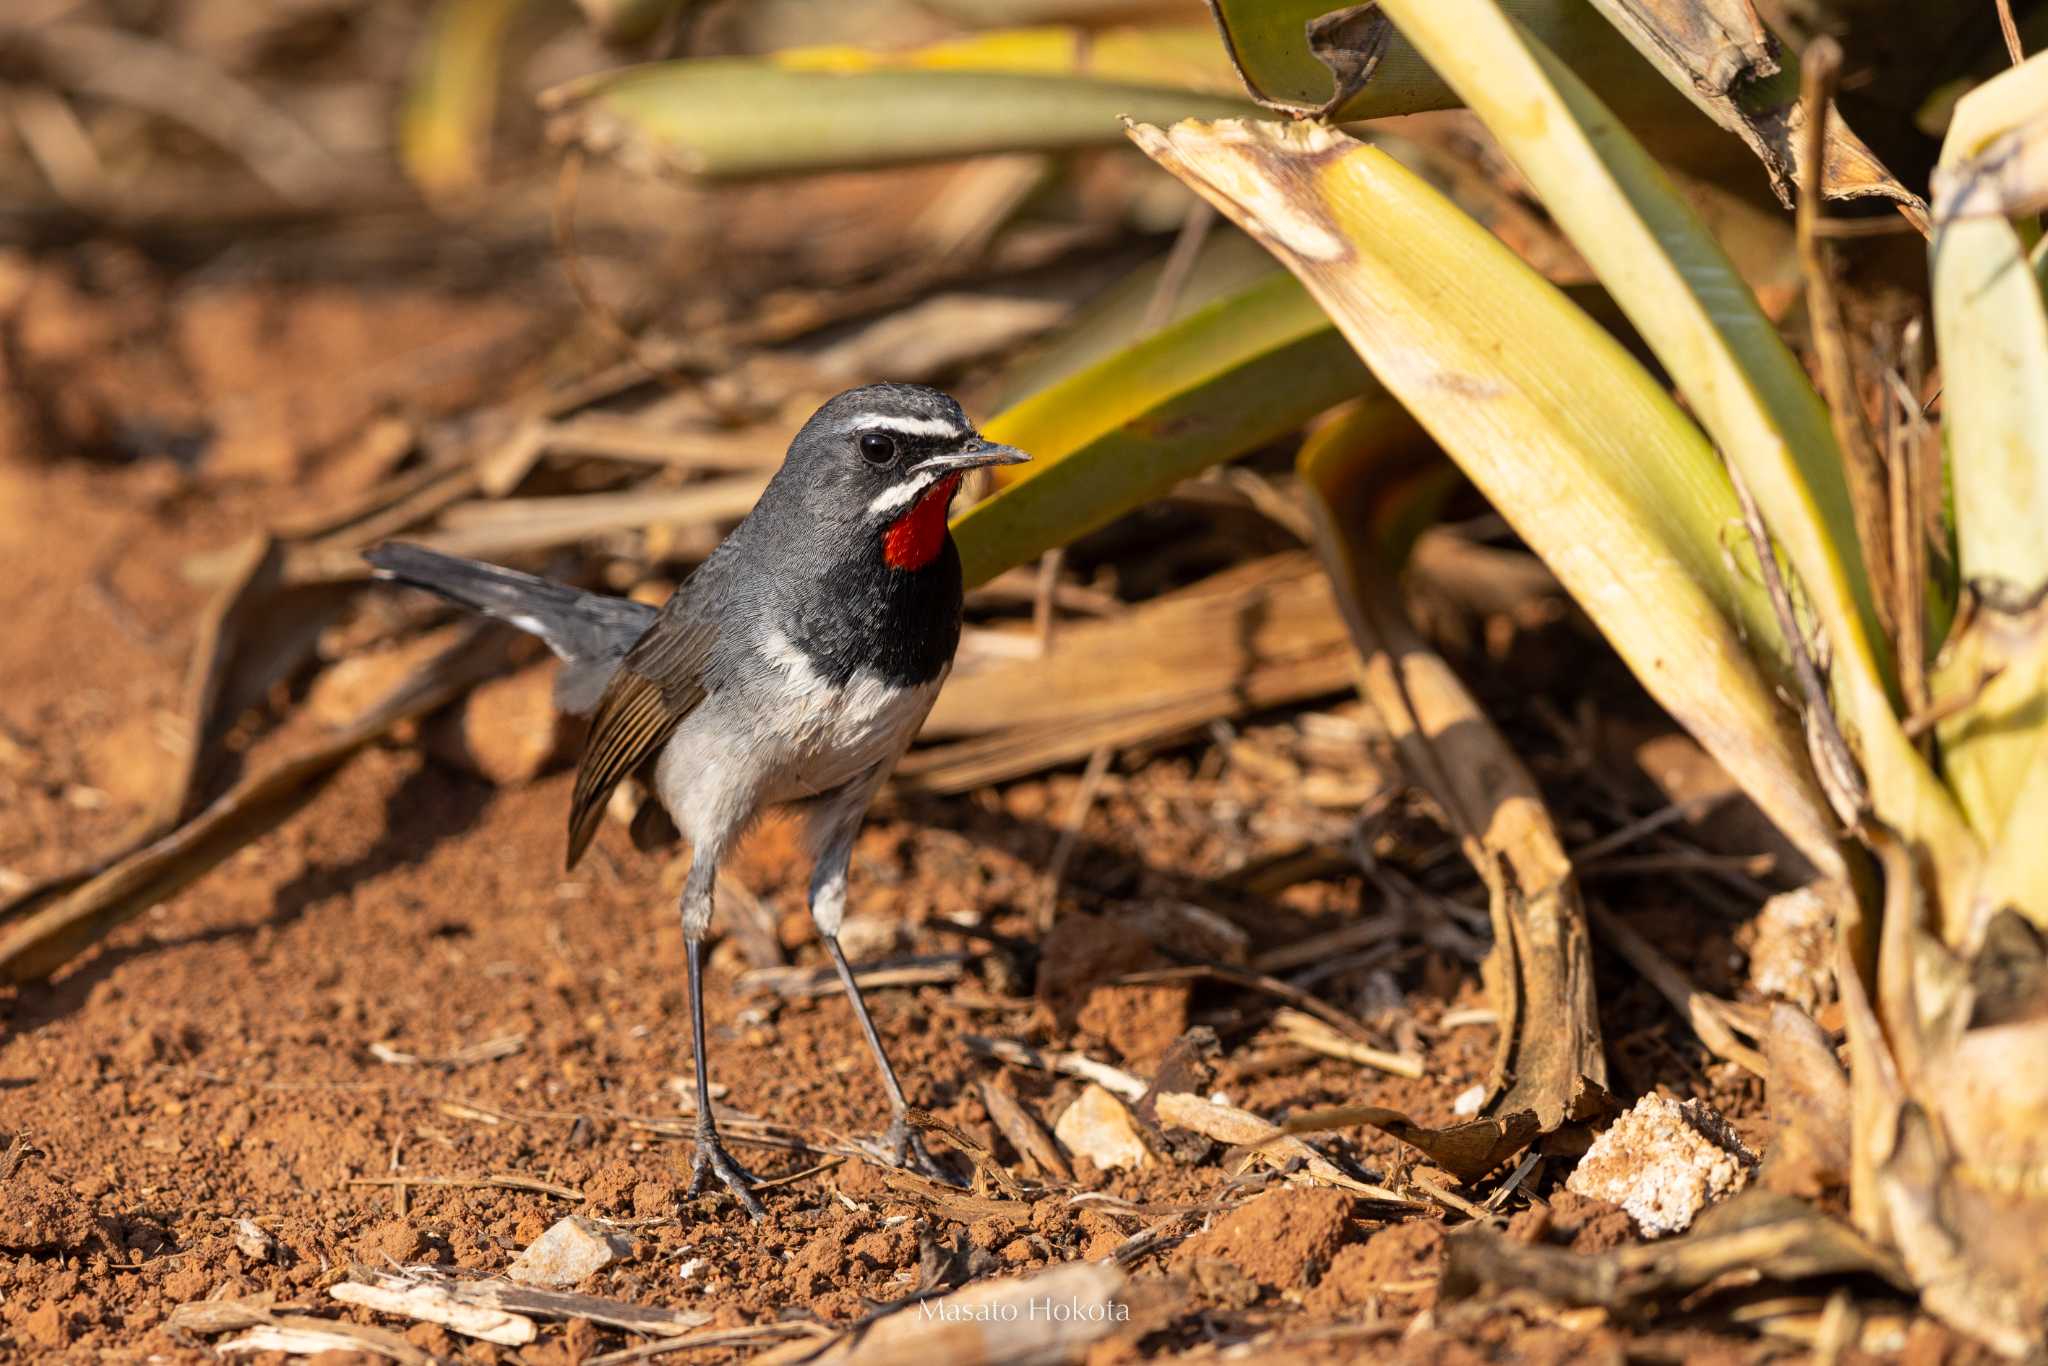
top-left (565, 610), bottom-right (716, 870)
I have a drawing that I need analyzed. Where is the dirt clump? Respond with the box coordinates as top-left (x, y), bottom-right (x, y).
top-left (1307, 1218), bottom-right (1445, 1313)
top-left (1172, 1186), bottom-right (1358, 1294)
top-left (1508, 1191), bottom-right (1642, 1254)
top-left (0, 1160), bottom-right (100, 1254)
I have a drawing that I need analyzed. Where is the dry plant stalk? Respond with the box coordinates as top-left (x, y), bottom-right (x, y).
top-left (1794, 39), bottom-right (1897, 647)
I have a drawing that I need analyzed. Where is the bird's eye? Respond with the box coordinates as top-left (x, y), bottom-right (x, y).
top-left (857, 432), bottom-right (897, 465)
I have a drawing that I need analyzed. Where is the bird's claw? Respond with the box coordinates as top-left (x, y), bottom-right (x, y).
top-left (688, 1133), bottom-right (767, 1220)
top-left (884, 1114), bottom-right (961, 1186)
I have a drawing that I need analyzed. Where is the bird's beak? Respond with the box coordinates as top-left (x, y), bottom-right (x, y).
top-left (912, 438), bottom-right (1031, 475)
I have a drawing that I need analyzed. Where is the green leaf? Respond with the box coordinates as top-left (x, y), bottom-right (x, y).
top-left (1360, 0), bottom-right (1978, 922)
top-left (952, 271), bottom-right (1373, 587)
top-left (540, 27), bottom-right (1255, 179)
top-left (991, 227), bottom-right (1282, 405)
top-left (1206, 0), bottom-right (1649, 123)
top-left (1129, 117), bottom-right (1843, 877)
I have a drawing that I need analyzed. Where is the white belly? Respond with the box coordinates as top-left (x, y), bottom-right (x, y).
top-left (653, 631), bottom-right (942, 853)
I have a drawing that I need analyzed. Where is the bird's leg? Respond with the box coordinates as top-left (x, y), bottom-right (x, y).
top-left (819, 933), bottom-right (952, 1182)
top-left (808, 797), bottom-right (957, 1185)
top-left (679, 871), bottom-right (765, 1219)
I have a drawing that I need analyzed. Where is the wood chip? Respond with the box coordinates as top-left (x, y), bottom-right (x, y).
top-left (1152, 1091), bottom-right (1410, 1203)
top-left (738, 954), bottom-right (968, 1000)
top-left (977, 1080), bottom-right (1072, 1183)
top-left (368, 1034), bottom-right (526, 1069)
top-left (383, 1267), bottom-right (714, 1337)
top-left (331, 1275), bottom-right (537, 1345)
top-left (963, 1035), bottom-right (1147, 1102)
top-left (1271, 1007), bottom-right (1425, 1078)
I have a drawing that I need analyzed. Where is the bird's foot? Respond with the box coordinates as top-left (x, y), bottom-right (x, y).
top-left (881, 1113), bottom-right (961, 1186)
top-left (687, 1132), bottom-right (767, 1220)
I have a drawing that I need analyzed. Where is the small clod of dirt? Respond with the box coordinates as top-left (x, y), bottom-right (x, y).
top-left (1307, 1218), bottom-right (1445, 1313)
top-left (1172, 1186), bottom-right (1359, 1293)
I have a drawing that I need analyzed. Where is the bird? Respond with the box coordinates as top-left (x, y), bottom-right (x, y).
top-left (365, 383), bottom-right (1028, 1218)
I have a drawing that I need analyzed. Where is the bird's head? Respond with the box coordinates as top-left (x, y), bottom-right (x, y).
top-left (780, 384), bottom-right (1029, 572)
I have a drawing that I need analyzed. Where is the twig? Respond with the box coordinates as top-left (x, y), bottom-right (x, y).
top-left (329, 1277), bottom-right (535, 1346)
top-left (1796, 37), bottom-right (1896, 651)
top-left (1252, 915), bottom-right (1406, 975)
top-left (978, 1081), bottom-right (1072, 1182)
top-left (585, 1321), bottom-right (828, 1365)
top-left (1726, 465), bottom-right (1868, 824)
top-left (19, 22), bottom-right (355, 204)
top-left (551, 149), bottom-right (702, 393)
top-left (1997, 0), bottom-right (2025, 65)
top-left (962, 1035), bottom-right (1147, 1101)
top-left (6, 85), bottom-right (104, 208)
top-left (346, 1172), bottom-right (585, 1201)
top-left (1902, 666), bottom-right (2005, 738)
top-left (1587, 905), bottom-right (1768, 1077)
top-left (749, 1157), bottom-right (845, 1193)
top-left (1112, 962), bottom-right (1376, 1042)
top-left (1484, 1151), bottom-right (1545, 1212)
top-left (1887, 324), bottom-right (1932, 743)
top-left (1408, 1175), bottom-right (1493, 1223)
top-left (739, 954), bottom-right (967, 1000)
top-left (1139, 200), bottom-right (1217, 334)
top-left (1103, 1210), bottom-right (1200, 1267)
top-left (1579, 851), bottom-right (1776, 878)
top-left (383, 1266), bottom-right (713, 1338)
top-left (1040, 745), bottom-right (1113, 932)
top-left (368, 1034), bottom-right (525, 1069)
top-left (1271, 1007), bottom-right (1425, 1079)
top-left (1567, 793), bottom-right (1727, 865)
top-left (1153, 1091), bottom-right (1413, 1204)
top-left (1031, 547), bottom-right (1066, 657)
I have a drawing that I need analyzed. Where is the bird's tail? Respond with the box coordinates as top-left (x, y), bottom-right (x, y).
top-left (364, 543), bottom-right (656, 713)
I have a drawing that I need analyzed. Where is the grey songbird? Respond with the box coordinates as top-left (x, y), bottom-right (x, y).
top-left (367, 384), bottom-right (1028, 1217)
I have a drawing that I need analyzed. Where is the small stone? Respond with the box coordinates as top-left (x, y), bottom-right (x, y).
top-left (231, 1217), bottom-right (280, 1263)
top-left (1052, 1084), bottom-right (1150, 1172)
top-left (835, 913), bottom-right (902, 963)
top-left (506, 1216), bottom-right (633, 1288)
top-left (1566, 1093), bottom-right (1757, 1237)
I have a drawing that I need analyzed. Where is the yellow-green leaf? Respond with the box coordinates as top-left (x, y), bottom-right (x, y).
top-left (1926, 50), bottom-right (2048, 856)
top-left (1362, 0), bottom-right (1978, 926)
top-left (1207, 0), bottom-right (1647, 123)
top-left (773, 24), bottom-right (1242, 94)
top-left (1129, 117), bottom-right (1842, 877)
top-left (540, 29), bottom-right (1255, 179)
top-left (952, 270), bottom-right (1372, 587)
top-left (400, 0), bottom-right (529, 199)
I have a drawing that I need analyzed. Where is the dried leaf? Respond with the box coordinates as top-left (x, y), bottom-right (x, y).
top-left (1442, 1190), bottom-right (1909, 1311)
top-left (1282, 1081), bottom-right (1611, 1185)
top-left (1281, 397), bottom-right (1608, 1124)
top-left (1759, 1001), bottom-right (1854, 1197)
top-left (1584, 0), bottom-right (1924, 219)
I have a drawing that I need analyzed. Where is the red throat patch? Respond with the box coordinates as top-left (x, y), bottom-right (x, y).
top-left (881, 473), bottom-right (962, 571)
